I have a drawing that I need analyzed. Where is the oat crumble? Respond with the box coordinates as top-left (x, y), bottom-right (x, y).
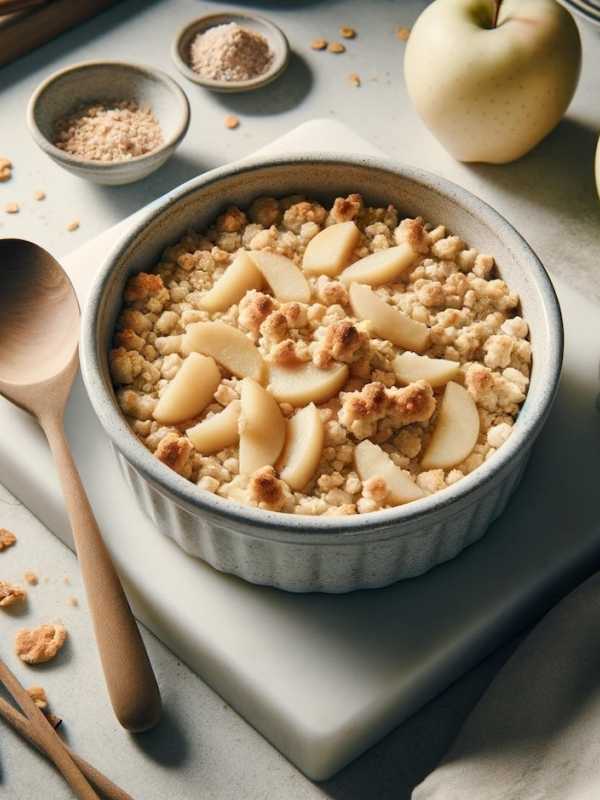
top-left (15, 623), bottom-right (67, 665)
top-left (110, 192), bottom-right (530, 517)
top-left (0, 580), bottom-right (26, 608)
top-left (0, 528), bottom-right (17, 551)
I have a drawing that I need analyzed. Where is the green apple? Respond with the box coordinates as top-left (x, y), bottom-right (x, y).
top-left (404, 0), bottom-right (581, 164)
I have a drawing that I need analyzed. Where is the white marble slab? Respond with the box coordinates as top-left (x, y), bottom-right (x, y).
top-left (1, 119), bottom-right (600, 782)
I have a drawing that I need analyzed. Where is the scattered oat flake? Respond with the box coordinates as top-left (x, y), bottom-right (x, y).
top-left (5, 202), bottom-right (19, 214)
top-left (15, 623), bottom-right (67, 665)
top-left (348, 73), bottom-right (361, 88)
top-left (396, 26), bottom-right (411, 41)
top-left (0, 529), bottom-right (16, 551)
top-left (340, 26), bottom-right (356, 39)
top-left (0, 158), bottom-right (12, 182)
top-left (328, 42), bottom-right (346, 54)
top-left (310, 37), bottom-right (328, 51)
top-left (224, 115), bottom-right (240, 130)
top-left (67, 595), bottom-right (78, 607)
top-left (34, 190), bottom-right (46, 201)
top-left (27, 685), bottom-right (48, 709)
top-left (0, 580), bottom-right (26, 608)
top-left (67, 219), bottom-right (80, 232)
top-left (24, 571), bottom-right (38, 586)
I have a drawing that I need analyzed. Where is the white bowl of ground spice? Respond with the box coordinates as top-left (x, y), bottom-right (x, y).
top-left (27, 61), bottom-right (190, 185)
top-left (172, 12), bottom-right (289, 92)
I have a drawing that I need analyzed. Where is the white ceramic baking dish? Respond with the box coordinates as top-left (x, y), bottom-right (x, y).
top-left (80, 154), bottom-right (563, 593)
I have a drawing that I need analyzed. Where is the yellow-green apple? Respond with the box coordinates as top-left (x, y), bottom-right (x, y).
top-left (404, 0), bottom-right (581, 164)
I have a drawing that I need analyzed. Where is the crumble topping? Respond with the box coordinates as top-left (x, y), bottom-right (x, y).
top-left (0, 580), bottom-right (26, 608)
top-left (110, 193), bottom-right (531, 516)
top-left (0, 529), bottom-right (17, 551)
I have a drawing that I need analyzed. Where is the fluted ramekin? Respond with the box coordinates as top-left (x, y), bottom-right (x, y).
top-left (80, 155), bottom-right (563, 593)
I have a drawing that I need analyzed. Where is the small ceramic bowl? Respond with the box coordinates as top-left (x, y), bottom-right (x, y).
top-left (27, 61), bottom-right (190, 186)
top-left (171, 12), bottom-right (289, 92)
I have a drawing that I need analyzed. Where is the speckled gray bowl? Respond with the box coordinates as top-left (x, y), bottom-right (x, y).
top-left (80, 154), bottom-right (563, 593)
top-left (171, 12), bottom-right (289, 92)
top-left (27, 61), bottom-right (190, 185)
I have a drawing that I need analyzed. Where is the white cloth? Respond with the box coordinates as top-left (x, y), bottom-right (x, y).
top-left (413, 572), bottom-right (600, 799)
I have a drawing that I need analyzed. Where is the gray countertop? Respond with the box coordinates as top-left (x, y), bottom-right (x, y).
top-left (0, 1), bottom-right (599, 798)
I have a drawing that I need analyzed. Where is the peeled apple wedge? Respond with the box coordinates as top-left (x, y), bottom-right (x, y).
top-left (238, 378), bottom-right (286, 474)
top-left (186, 400), bottom-right (241, 454)
top-left (393, 351), bottom-right (460, 388)
top-left (183, 321), bottom-right (265, 383)
top-left (302, 221), bottom-right (361, 276)
top-left (153, 352), bottom-right (220, 425)
top-left (354, 440), bottom-right (425, 505)
top-left (248, 251), bottom-right (311, 303)
top-left (278, 403), bottom-right (324, 490)
top-left (199, 251), bottom-right (263, 312)
top-left (349, 283), bottom-right (429, 352)
top-left (340, 243), bottom-right (418, 286)
top-left (421, 381), bottom-right (480, 470)
top-left (268, 361), bottom-right (349, 407)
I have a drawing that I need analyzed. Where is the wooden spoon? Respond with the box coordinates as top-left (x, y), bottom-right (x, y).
top-left (0, 238), bottom-right (161, 732)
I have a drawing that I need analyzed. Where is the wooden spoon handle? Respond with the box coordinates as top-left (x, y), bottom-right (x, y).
top-left (0, 698), bottom-right (133, 800)
top-left (0, 659), bottom-right (99, 800)
top-left (41, 413), bottom-right (161, 733)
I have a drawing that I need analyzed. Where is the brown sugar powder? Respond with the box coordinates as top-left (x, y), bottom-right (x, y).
top-left (190, 23), bottom-right (273, 82)
top-left (53, 100), bottom-right (163, 163)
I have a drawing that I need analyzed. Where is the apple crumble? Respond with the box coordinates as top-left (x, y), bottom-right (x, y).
top-left (109, 193), bottom-right (531, 516)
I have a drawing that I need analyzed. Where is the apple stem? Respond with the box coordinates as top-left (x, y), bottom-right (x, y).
top-left (491, 0), bottom-right (504, 27)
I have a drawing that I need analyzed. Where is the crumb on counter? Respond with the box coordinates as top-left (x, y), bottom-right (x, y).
top-left (310, 37), bottom-right (328, 50)
top-left (396, 26), bottom-right (411, 41)
top-left (328, 42), bottom-right (346, 54)
top-left (348, 73), bottom-right (361, 88)
top-left (24, 571), bottom-right (38, 586)
top-left (5, 202), bottom-right (19, 214)
top-left (340, 26), bottom-right (356, 39)
top-left (0, 158), bottom-right (12, 182)
top-left (0, 580), bottom-right (27, 608)
top-left (34, 190), bottom-right (46, 201)
top-left (15, 623), bottom-right (67, 665)
top-left (27, 685), bottom-right (48, 709)
top-left (67, 595), bottom-right (79, 608)
top-left (0, 529), bottom-right (17, 551)
top-left (66, 219), bottom-right (80, 232)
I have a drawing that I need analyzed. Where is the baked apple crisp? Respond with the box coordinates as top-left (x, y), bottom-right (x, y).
top-left (110, 193), bottom-right (530, 516)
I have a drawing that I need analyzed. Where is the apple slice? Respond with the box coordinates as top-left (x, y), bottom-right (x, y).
top-left (200, 251), bottom-right (263, 312)
top-left (247, 251), bottom-right (311, 303)
top-left (183, 321), bottom-right (265, 383)
top-left (277, 403), bottom-right (324, 490)
top-left (421, 381), bottom-right (480, 469)
top-left (186, 399), bottom-right (241, 454)
top-left (302, 221), bottom-right (361, 276)
top-left (340, 243), bottom-right (418, 286)
top-left (238, 378), bottom-right (286, 474)
top-left (393, 352), bottom-right (459, 388)
top-left (349, 283), bottom-right (430, 352)
top-left (268, 362), bottom-right (349, 407)
top-left (355, 440), bottom-right (425, 505)
top-left (153, 353), bottom-right (220, 425)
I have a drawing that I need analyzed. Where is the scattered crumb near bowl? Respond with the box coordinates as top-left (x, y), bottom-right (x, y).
top-left (396, 26), bottom-right (411, 41)
top-left (224, 114), bottom-right (240, 130)
top-left (189, 22), bottom-right (273, 82)
top-left (5, 202), bottom-right (19, 214)
top-left (348, 73), bottom-right (361, 88)
top-left (66, 219), bottom-right (80, 232)
top-left (328, 41), bottom-right (346, 54)
top-left (311, 37), bottom-right (328, 51)
top-left (340, 26), bottom-right (356, 39)
top-left (34, 190), bottom-right (46, 201)
top-left (0, 528), bottom-right (17, 550)
top-left (24, 571), bottom-right (38, 586)
top-left (53, 100), bottom-right (163, 163)
top-left (0, 157), bottom-right (12, 181)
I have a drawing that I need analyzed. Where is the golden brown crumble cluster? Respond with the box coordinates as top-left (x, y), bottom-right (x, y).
top-left (110, 193), bottom-right (531, 516)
